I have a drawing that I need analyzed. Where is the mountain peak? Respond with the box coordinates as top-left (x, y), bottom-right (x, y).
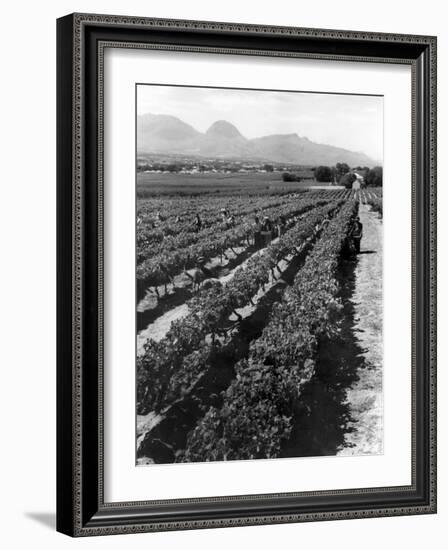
top-left (138, 113), bottom-right (201, 142)
top-left (137, 113), bottom-right (376, 166)
top-left (206, 120), bottom-right (244, 139)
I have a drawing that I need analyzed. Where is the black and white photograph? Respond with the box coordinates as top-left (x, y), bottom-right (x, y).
top-left (52, 3), bottom-right (441, 538)
top-left (135, 84), bottom-right (384, 465)
top-left (0, 1), bottom-right (441, 544)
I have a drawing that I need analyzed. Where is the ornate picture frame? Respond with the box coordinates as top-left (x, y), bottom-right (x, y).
top-left (57, 13), bottom-right (436, 536)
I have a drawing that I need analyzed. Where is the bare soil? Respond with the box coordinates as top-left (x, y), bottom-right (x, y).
top-left (339, 203), bottom-right (383, 455)
top-left (137, 234), bottom-right (286, 354)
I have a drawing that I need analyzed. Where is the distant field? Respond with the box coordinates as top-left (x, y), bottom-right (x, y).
top-left (136, 171), bottom-right (318, 197)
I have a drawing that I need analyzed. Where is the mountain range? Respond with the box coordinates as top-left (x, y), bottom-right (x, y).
top-left (137, 113), bottom-right (377, 167)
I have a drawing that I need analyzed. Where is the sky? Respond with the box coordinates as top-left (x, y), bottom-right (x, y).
top-left (137, 84), bottom-right (383, 163)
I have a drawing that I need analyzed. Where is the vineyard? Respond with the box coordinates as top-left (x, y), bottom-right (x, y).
top-left (136, 187), bottom-right (383, 464)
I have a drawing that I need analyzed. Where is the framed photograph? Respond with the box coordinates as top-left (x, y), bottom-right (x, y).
top-left (57, 13), bottom-right (437, 536)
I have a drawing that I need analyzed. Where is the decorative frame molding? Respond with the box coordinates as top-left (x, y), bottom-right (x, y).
top-left (57, 13), bottom-right (437, 537)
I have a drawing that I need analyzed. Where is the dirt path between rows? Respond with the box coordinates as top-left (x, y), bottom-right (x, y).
top-left (339, 203), bottom-right (383, 455)
top-left (136, 235), bottom-right (282, 354)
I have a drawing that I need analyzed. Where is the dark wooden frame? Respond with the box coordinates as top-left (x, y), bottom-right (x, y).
top-left (57, 13), bottom-right (437, 537)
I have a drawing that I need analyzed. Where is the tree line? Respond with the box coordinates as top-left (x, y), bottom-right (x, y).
top-left (314, 163), bottom-right (383, 187)
top-left (282, 163), bottom-right (382, 187)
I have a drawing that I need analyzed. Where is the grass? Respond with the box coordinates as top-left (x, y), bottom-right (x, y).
top-left (136, 172), bottom-right (318, 197)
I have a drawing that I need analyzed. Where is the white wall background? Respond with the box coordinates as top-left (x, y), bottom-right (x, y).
top-left (0, 0), bottom-right (445, 548)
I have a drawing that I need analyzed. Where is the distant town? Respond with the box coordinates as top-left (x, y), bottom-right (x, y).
top-left (137, 159), bottom-right (303, 175)
top-left (136, 156), bottom-right (382, 187)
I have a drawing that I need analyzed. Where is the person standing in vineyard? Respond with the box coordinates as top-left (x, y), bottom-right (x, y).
top-left (276, 215), bottom-right (286, 237)
top-left (226, 213), bottom-right (235, 229)
top-left (261, 216), bottom-right (273, 246)
top-left (253, 215), bottom-right (262, 247)
top-left (350, 215), bottom-right (363, 253)
top-left (194, 213), bottom-right (202, 232)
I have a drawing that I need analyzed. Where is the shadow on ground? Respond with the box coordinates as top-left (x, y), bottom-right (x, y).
top-left (25, 512), bottom-right (56, 530)
top-left (137, 240), bottom-right (317, 463)
top-left (137, 245), bottom-right (258, 329)
top-left (280, 254), bottom-right (370, 458)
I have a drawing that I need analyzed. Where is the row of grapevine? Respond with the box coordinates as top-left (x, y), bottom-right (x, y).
top-left (369, 198), bottom-right (382, 217)
top-left (137, 194), bottom-right (303, 252)
top-left (359, 190), bottom-right (382, 216)
top-left (136, 192), bottom-right (304, 224)
top-left (366, 196), bottom-right (382, 217)
top-left (136, 196), bottom-right (333, 293)
top-left (369, 187), bottom-right (382, 198)
top-left (137, 201), bottom-right (342, 415)
top-left (137, 189), bottom-right (344, 255)
top-left (137, 195), bottom-right (300, 265)
top-left (179, 199), bottom-right (358, 462)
